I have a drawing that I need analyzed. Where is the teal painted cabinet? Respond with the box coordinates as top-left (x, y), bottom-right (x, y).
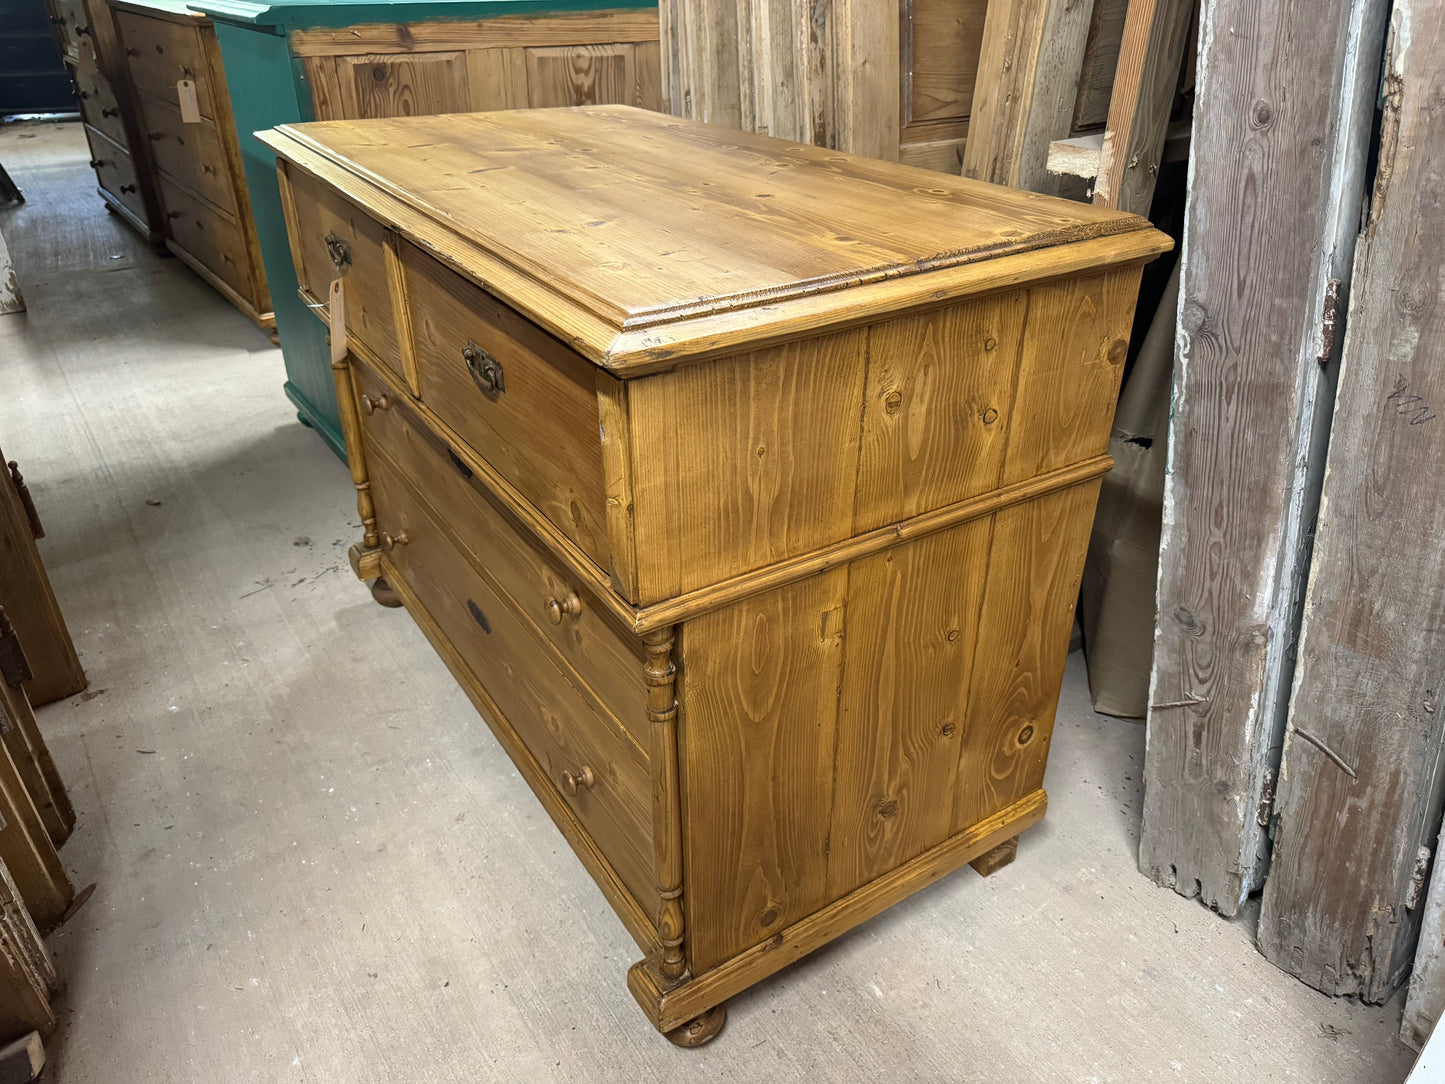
top-left (193, 0), bottom-right (661, 457)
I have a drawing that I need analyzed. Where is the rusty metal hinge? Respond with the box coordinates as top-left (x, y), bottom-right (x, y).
top-left (1317, 278), bottom-right (1342, 367)
top-left (1256, 766), bottom-right (1277, 828)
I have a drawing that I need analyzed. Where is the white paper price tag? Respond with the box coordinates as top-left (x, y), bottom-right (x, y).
top-left (177, 79), bottom-right (200, 123)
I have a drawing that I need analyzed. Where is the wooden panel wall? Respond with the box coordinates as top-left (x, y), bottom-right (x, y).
top-left (899, 0), bottom-right (989, 171)
top-left (1257, 0), bottom-right (1445, 1001)
top-left (1139, 0), bottom-right (1388, 915)
top-left (296, 11), bottom-right (662, 121)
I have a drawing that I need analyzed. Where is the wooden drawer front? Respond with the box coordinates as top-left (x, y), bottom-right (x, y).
top-left (137, 90), bottom-right (233, 215)
top-left (353, 360), bottom-right (650, 751)
top-left (83, 125), bottom-right (145, 222)
top-left (399, 242), bottom-right (610, 567)
top-left (49, 0), bottom-right (88, 59)
top-left (116, 12), bottom-right (215, 121)
top-left (73, 44), bottom-right (126, 146)
top-left (370, 454), bottom-right (656, 916)
top-left (284, 167), bottom-right (401, 378)
top-left (157, 174), bottom-right (250, 298)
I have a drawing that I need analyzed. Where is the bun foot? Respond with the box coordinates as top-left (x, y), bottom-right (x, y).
top-left (370, 577), bottom-right (403, 608)
top-left (969, 836), bottom-right (1018, 877)
top-left (665, 1004), bottom-right (726, 1047)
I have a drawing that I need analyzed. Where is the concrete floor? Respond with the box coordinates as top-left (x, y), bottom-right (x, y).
top-left (0, 119), bottom-right (1420, 1083)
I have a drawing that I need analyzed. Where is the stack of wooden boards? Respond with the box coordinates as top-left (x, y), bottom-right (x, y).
top-left (0, 447), bottom-right (84, 1047)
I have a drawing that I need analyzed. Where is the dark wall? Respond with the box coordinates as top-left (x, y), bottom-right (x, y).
top-left (0, 0), bottom-right (72, 116)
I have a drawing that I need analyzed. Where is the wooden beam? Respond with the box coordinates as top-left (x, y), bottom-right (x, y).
top-left (1405, 820), bottom-right (1445, 1047)
top-left (960, 0), bottom-right (1097, 191)
top-left (1140, 0), bottom-right (1389, 914)
top-left (1047, 120), bottom-right (1191, 180)
top-left (1091, 0), bottom-right (1193, 215)
top-left (1257, 0), bottom-right (1445, 1001)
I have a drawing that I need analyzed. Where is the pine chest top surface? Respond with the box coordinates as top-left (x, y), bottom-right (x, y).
top-left (259, 106), bottom-right (1171, 372)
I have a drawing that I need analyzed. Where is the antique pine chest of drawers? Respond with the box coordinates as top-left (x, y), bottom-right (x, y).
top-left (260, 106), bottom-right (1170, 1045)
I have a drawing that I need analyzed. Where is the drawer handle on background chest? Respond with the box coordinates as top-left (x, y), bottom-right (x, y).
top-left (546, 592), bottom-right (582, 624)
top-left (381, 530), bottom-right (408, 551)
top-left (101, 107), bottom-right (117, 118)
top-left (560, 766), bottom-right (595, 795)
top-left (462, 342), bottom-right (505, 397)
top-left (360, 393), bottom-right (390, 415)
top-left (324, 232), bottom-right (351, 270)
top-left (120, 185), bottom-right (135, 194)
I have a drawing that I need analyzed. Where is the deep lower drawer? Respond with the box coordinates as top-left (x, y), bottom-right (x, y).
top-left (115, 10), bottom-right (217, 121)
top-left (281, 163), bottom-right (403, 381)
top-left (353, 358), bottom-right (650, 751)
top-left (157, 174), bottom-right (251, 300)
top-left (137, 88), bottom-right (234, 216)
top-left (82, 125), bottom-right (145, 224)
top-left (370, 452), bottom-right (657, 920)
top-left (398, 240), bottom-right (611, 568)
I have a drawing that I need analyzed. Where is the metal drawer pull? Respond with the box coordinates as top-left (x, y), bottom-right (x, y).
top-left (381, 530), bottom-right (408, 551)
top-left (324, 232), bottom-right (350, 270)
top-left (462, 341), bottom-right (504, 397)
top-left (546, 592), bottom-right (582, 624)
top-left (360, 392), bottom-right (390, 415)
top-left (560, 766), bottom-right (595, 795)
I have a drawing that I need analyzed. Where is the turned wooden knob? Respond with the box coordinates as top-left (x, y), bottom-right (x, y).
top-left (546, 592), bottom-right (582, 624)
top-left (560, 766), bottom-right (595, 795)
top-left (361, 393), bottom-right (390, 415)
top-left (381, 530), bottom-right (409, 551)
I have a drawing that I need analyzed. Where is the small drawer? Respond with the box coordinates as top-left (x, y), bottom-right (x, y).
top-left (157, 174), bottom-right (251, 299)
top-left (370, 454), bottom-right (657, 918)
top-left (72, 46), bottom-right (126, 146)
top-left (83, 125), bottom-right (146, 224)
top-left (353, 360), bottom-right (650, 751)
top-left (283, 166), bottom-right (402, 379)
top-left (399, 241), bottom-right (611, 568)
top-left (49, 0), bottom-right (88, 59)
top-left (115, 11), bottom-right (216, 121)
top-left (136, 90), bottom-right (234, 215)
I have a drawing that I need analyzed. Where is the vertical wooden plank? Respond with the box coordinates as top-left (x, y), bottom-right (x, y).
top-left (960, 0), bottom-right (1097, 191)
top-left (1091, 0), bottom-right (1194, 214)
top-left (466, 46), bottom-right (528, 111)
top-left (1000, 268), bottom-right (1139, 486)
top-left (627, 329), bottom-right (866, 603)
top-left (595, 372), bottom-right (640, 603)
top-left (831, 0), bottom-right (900, 160)
top-left (339, 52), bottom-right (472, 119)
top-left (1071, 0), bottom-right (1127, 129)
top-left (1405, 821), bottom-right (1445, 1048)
top-left (524, 44), bottom-right (630, 106)
top-left (1141, 0), bottom-right (1390, 915)
top-left (0, 677), bottom-right (73, 848)
top-left (679, 569), bottom-right (848, 973)
top-left (660, 0), bottom-right (745, 124)
top-left (630, 41), bottom-right (663, 111)
top-left (301, 54), bottom-right (346, 121)
top-left (0, 450), bottom-right (84, 707)
top-left (953, 483), bottom-right (1098, 831)
top-left (826, 518), bottom-right (992, 898)
top-left (1257, 0), bottom-right (1445, 1001)
top-left (852, 292), bottom-right (1027, 533)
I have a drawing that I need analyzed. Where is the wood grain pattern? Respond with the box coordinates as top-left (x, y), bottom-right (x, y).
top-left (400, 240), bottom-right (612, 567)
top-left (954, 483), bottom-right (1097, 831)
top-left (905, 0), bottom-right (988, 125)
top-left (853, 292), bottom-right (1026, 532)
top-left (1071, 0), bottom-right (1126, 129)
top-left (627, 329), bottom-right (866, 602)
top-left (135, 88), bottom-right (235, 215)
top-left (1001, 267), bottom-right (1138, 485)
top-left (1141, 0), bottom-right (1390, 916)
top-left (0, 448), bottom-right (84, 707)
top-left (1091, 0), bottom-right (1194, 214)
top-left (679, 570), bottom-right (848, 973)
top-left (0, 677), bottom-right (75, 849)
top-left (341, 51), bottom-right (471, 118)
top-left (288, 10), bottom-right (660, 56)
top-left (826, 518), bottom-right (992, 897)
top-left (1257, 0), bottom-right (1445, 1001)
top-left (0, 729), bottom-right (71, 929)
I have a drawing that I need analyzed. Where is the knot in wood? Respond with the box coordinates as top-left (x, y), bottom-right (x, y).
top-left (1017, 725), bottom-right (1035, 746)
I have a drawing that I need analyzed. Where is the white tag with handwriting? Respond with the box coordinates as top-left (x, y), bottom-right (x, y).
top-left (177, 79), bottom-right (200, 123)
top-left (329, 279), bottom-right (347, 363)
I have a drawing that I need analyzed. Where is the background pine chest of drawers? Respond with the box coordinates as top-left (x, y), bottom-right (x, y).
top-left (261, 106), bottom-right (1170, 1045)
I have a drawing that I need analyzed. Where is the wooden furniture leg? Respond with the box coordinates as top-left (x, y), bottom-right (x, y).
top-left (369, 578), bottom-right (402, 608)
top-left (969, 837), bottom-right (1019, 877)
top-left (665, 1004), bottom-right (726, 1047)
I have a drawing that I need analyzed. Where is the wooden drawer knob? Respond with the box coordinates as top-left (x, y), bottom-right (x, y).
top-left (560, 766), bottom-right (595, 795)
top-left (360, 392), bottom-right (390, 414)
top-left (381, 529), bottom-right (408, 551)
top-left (546, 592), bottom-right (582, 624)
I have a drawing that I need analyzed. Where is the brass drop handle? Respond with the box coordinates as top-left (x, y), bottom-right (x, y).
top-left (381, 529), bottom-right (409, 551)
top-left (560, 766), bottom-right (595, 795)
top-left (360, 392), bottom-right (390, 415)
top-left (546, 592), bottom-right (582, 624)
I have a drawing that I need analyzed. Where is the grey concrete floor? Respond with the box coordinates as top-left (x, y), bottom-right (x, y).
top-left (0, 119), bottom-right (1420, 1084)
